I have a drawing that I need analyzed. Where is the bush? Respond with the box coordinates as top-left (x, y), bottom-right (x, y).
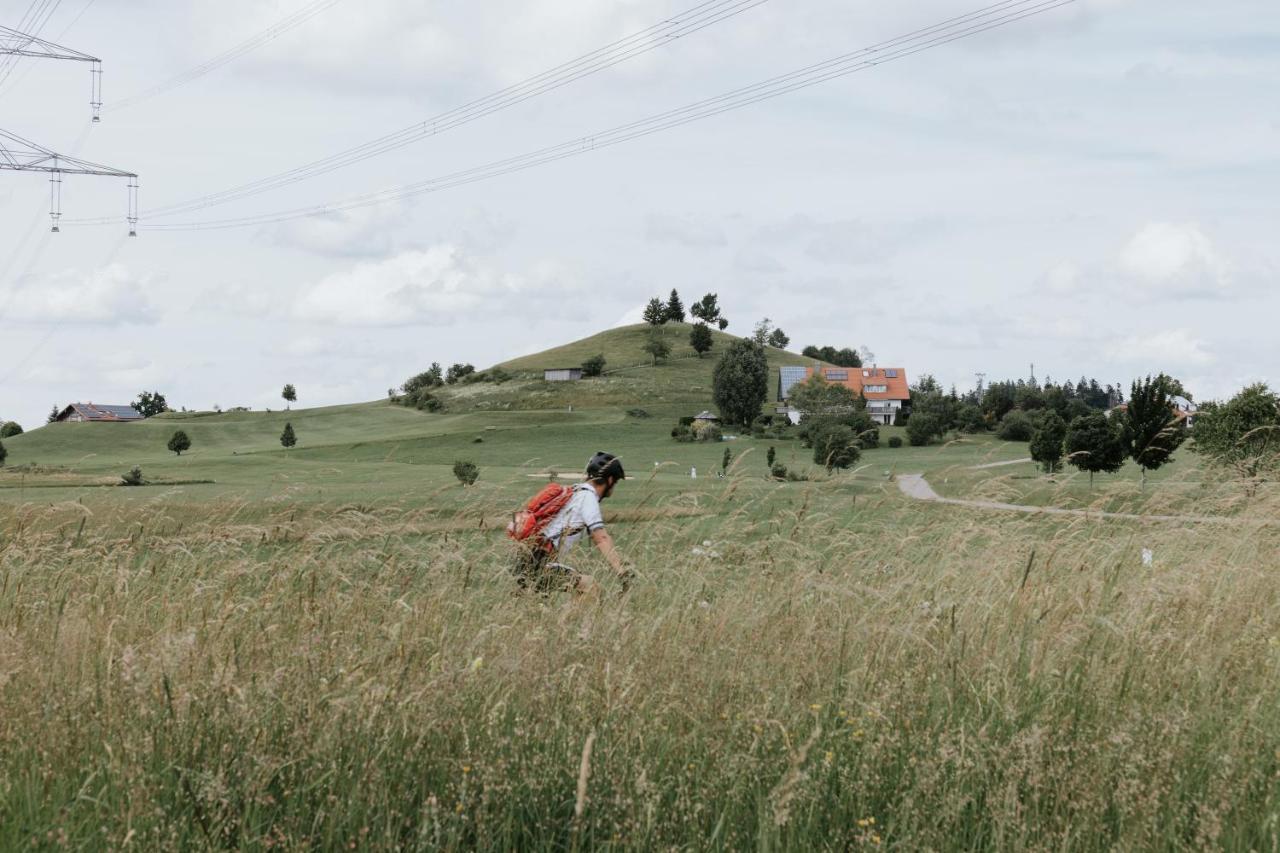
top-left (626, 408), bottom-right (650, 419)
top-left (810, 422), bottom-right (861, 471)
top-left (906, 414), bottom-right (943, 447)
top-left (452, 460), bottom-right (479, 486)
top-left (698, 424), bottom-right (724, 443)
top-left (998, 411), bottom-right (1035, 442)
top-left (888, 436), bottom-right (903, 448)
top-left (671, 423), bottom-right (694, 442)
top-left (582, 354), bottom-right (607, 377)
top-left (770, 462), bottom-right (788, 480)
top-left (120, 466), bottom-right (145, 486)
top-left (0, 421), bottom-right (23, 438)
top-left (0, 439), bottom-right (6, 467)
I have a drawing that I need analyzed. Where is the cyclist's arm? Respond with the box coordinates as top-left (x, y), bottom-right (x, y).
top-left (590, 527), bottom-right (628, 576)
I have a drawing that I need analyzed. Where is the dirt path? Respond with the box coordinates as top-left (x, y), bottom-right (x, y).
top-left (896, 473), bottom-right (1234, 525)
top-left (967, 458), bottom-right (1034, 470)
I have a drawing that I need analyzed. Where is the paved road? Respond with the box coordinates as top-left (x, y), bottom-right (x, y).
top-left (896, 473), bottom-right (1235, 525)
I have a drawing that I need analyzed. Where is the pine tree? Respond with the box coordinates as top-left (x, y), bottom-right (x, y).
top-left (642, 298), bottom-right (666, 326)
top-left (281, 422), bottom-right (297, 449)
top-left (47, 405), bottom-right (60, 424)
top-left (664, 289), bottom-right (685, 323)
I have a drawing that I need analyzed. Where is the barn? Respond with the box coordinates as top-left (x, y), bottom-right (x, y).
top-left (54, 403), bottom-right (144, 422)
top-left (543, 368), bottom-right (584, 382)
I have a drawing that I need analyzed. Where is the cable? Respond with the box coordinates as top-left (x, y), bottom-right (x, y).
top-left (0, 0), bottom-right (62, 88)
top-left (114, 0), bottom-right (769, 218)
top-left (71, 0), bottom-right (1077, 232)
top-left (112, 0), bottom-right (1079, 231)
top-left (108, 0), bottom-right (344, 111)
top-left (0, 0), bottom-right (97, 96)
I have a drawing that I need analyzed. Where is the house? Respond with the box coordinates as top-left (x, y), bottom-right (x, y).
top-left (1107, 396), bottom-right (1198, 428)
top-left (692, 411), bottom-right (720, 427)
top-left (779, 364), bottom-right (911, 426)
top-left (543, 367), bottom-right (583, 382)
top-left (54, 402), bottom-right (144, 423)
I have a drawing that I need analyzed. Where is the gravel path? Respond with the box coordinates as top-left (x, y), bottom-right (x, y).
top-left (896, 473), bottom-right (1234, 525)
top-left (967, 458), bottom-right (1034, 470)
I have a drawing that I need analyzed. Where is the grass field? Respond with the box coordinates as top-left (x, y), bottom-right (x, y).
top-left (1, 327), bottom-right (1276, 849)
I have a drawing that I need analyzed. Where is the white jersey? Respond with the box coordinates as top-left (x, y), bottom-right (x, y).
top-left (541, 483), bottom-right (605, 554)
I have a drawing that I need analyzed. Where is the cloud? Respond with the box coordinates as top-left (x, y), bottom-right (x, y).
top-left (4, 264), bottom-right (160, 325)
top-left (1039, 261), bottom-right (1082, 295)
top-left (1106, 329), bottom-right (1215, 368)
top-left (644, 213), bottom-right (727, 249)
top-left (1116, 222), bottom-right (1230, 297)
top-left (269, 202), bottom-right (406, 257)
top-left (295, 245), bottom-right (581, 326)
top-left (754, 215), bottom-right (940, 265)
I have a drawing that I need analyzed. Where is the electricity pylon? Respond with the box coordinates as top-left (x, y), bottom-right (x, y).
top-left (1, 24), bottom-right (102, 120)
top-left (0, 24), bottom-right (137, 233)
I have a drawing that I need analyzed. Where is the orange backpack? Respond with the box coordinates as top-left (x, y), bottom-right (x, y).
top-left (506, 483), bottom-right (574, 551)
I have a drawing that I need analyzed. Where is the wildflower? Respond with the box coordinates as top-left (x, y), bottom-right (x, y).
top-left (462, 765), bottom-right (471, 774)
top-left (857, 819), bottom-right (869, 828)
top-left (810, 703), bottom-right (822, 712)
top-left (871, 833), bottom-right (881, 844)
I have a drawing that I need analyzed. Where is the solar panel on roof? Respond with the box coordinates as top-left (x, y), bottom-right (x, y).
top-left (885, 369), bottom-right (898, 378)
top-left (824, 369), bottom-right (848, 381)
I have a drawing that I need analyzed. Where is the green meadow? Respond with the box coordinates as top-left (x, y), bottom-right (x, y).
top-left (0, 326), bottom-right (1275, 850)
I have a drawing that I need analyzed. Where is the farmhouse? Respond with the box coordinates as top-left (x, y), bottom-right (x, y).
top-left (54, 402), bottom-right (144, 423)
top-left (1107, 395), bottom-right (1198, 428)
top-left (779, 365), bottom-right (911, 425)
top-left (543, 367), bottom-right (583, 382)
top-left (692, 411), bottom-right (720, 428)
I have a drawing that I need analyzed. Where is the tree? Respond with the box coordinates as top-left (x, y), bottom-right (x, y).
top-left (906, 413), bottom-right (942, 446)
top-left (788, 374), bottom-right (858, 418)
top-left (751, 318), bottom-right (773, 346)
top-left (131, 391), bottom-right (168, 418)
top-left (664, 289), bottom-right (686, 323)
top-left (766, 445), bottom-right (776, 468)
top-left (957, 404), bottom-right (986, 434)
top-left (810, 422), bottom-right (861, 471)
top-left (767, 328), bottom-right (790, 349)
top-left (282, 384), bottom-right (297, 409)
top-left (712, 339), bottom-right (769, 427)
top-left (167, 430), bottom-right (192, 456)
top-left (642, 330), bottom-right (671, 365)
top-left (1121, 374), bottom-right (1187, 488)
top-left (1192, 383), bottom-right (1280, 487)
top-left (280, 422), bottom-right (297, 449)
top-left (401, 367), bottom-right (445, 411)
top-left (721, 447), bottom-right (733, 474)
top-left (997, 410), bottom-right (1035, 441)
top-left (453, 460), bottom-right (479, 486)
top-left (717, 318), bottom-right (729, 331)
top-left (581, 354), bottom-right (607, 377)
top-left (689, 322), bottom-right (714, 358)
top-left (0, 439), bottom-right (6, 467)
top-left (47, 405), bottom-right (60, 424)
top-left (0, 421), bottom-right (22, 438)
top-left (445, 363), bottom-right (476, 384)
top-left (801, 345), bottom-right (861, 368)
top-left (642, 298), bottom-right (666, 326)
top-left (1029, 412), bottom-right (1067, 473)
top-left (690, 293), bottom-right (721, 325)
top-left (1065, 412), bottom-right (1127, 486)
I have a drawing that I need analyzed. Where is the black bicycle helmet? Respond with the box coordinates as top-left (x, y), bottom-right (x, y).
top-left (586, 451), bottom-right (625, 482)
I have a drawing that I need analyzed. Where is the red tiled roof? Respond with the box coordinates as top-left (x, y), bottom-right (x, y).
top-left (804, 366), bottom-right (910, 401)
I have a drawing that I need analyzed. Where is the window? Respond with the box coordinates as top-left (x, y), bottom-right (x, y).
top-left (865, 384), bottom-right (888, 393)
top-left (863, 370), bottom-right (870, 377)
top-left (885, 369), bottom-right (898, 378)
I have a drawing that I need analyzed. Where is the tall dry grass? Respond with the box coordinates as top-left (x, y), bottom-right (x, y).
top-left (1, 479), bottom-right (1279, 850)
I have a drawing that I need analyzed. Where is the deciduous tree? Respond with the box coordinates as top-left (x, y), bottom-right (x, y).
top-left (712, 340), bottom-right (769, 427)
top-left (766, 328), bottom-right (790, 349)
top-left (1029, 412), bottom-right (1067, 473)
top-left (1065, 412), bottom-right (1126, 486)
top-left (810, 422), bottom-right (860, 471)
top-left (581, 354), bottom-right (607, 377)
top-left (642, 298), bottom-right (666, 326)
top-left (690, 293), bottom-right (721, 325)
top-left (1192, 383), bottom-right (1280, 488)
top-left (167, 430), bottom-right (192, 456)
top-left (132, 391), bottom-right (169, 418)
top-left (642, 330), bottom-right (671, 365)
top-left (282, 384), bottom-right (297, 409)
top-left (689, 322), bottom-right (714, 358)
top-left (1121, 374), bottom-right (1187, 488)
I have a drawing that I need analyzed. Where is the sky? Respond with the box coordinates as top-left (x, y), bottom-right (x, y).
top-left (1, 0), bottom-right (1276, 428)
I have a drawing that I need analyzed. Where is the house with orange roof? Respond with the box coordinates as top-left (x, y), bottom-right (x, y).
top-left (779, 364), bottom-right (911, 425)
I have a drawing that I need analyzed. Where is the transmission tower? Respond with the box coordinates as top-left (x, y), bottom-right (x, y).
top-left (0, 24), bottom-right (137, 233)
top-left (974, 372), bottom-right (986, 397)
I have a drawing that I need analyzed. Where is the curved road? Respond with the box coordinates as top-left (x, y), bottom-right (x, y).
top-left (896, 473), bottom-right (1234, 525)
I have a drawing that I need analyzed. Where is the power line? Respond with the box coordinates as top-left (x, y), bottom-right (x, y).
top-left (0, 0), bottom-right (100, 98)
top-left (108, 0), bottom-right (1075, 233)
top-left (118, 0), bottom-right (769, 218)
top-left (109, 0), bottom-right (345, 111)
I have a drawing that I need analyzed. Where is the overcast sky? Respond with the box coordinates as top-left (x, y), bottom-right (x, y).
top-left (1, 0), bottom-right (1275, 427)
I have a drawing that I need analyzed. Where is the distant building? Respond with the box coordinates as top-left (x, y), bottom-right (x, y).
top-left (543, 368), bottom-right (583, 382)
top-left (692, 410), bottom-right (720, 427)
top-left (1108, 395), bottom-right (1198, 428)
top-left (54, 402), bottom-right (144, 423)
top-left (779, 365), bottom-right (911, 426)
